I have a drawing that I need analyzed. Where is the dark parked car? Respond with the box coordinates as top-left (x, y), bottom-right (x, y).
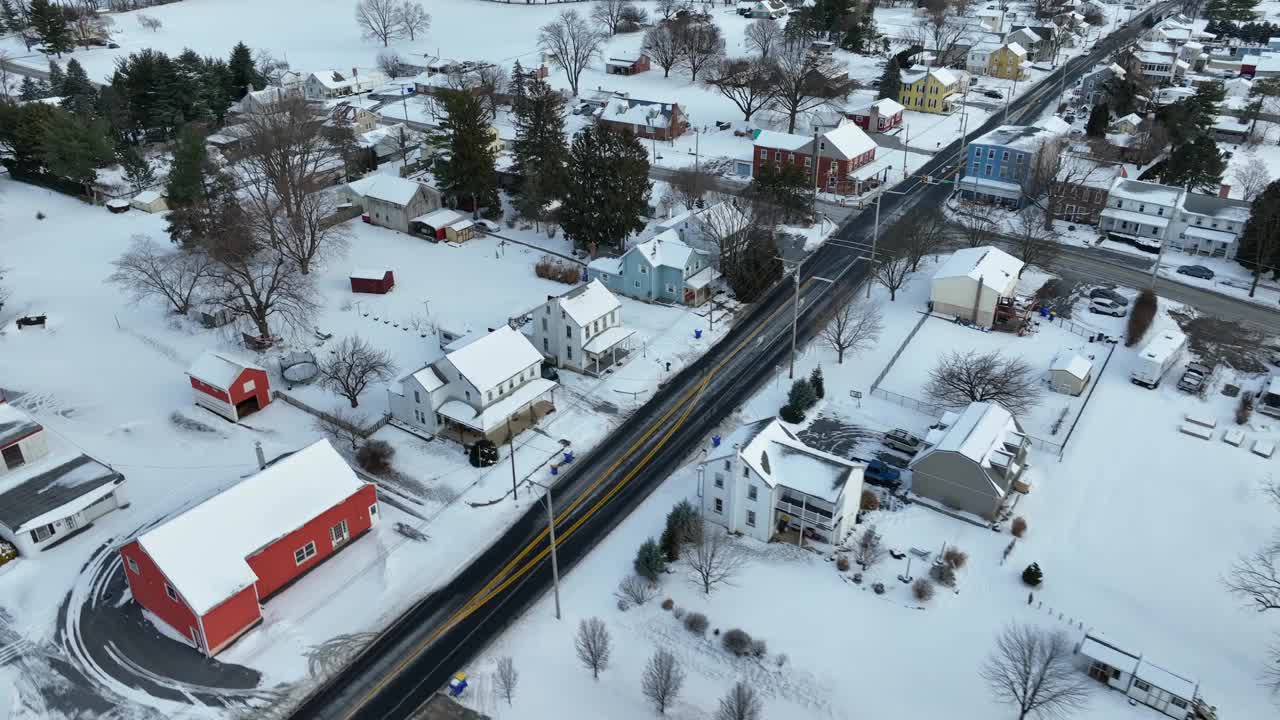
top-left (984, 89), bottom-right (1003, 99)
top-left (852, 457), bottom-right (902, 490)
top-left (1088, 287), bottom-right (1129, 306)
top-left (1177, 264), bottom-right (1215, 280)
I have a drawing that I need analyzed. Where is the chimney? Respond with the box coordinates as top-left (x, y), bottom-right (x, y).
top-left (1219, 183), bottom-right (1230, 199)
top-left (254, 441), bottom-right (266, 470)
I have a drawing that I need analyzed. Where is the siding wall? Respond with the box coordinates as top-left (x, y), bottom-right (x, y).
top-left (120, 540), bottom-right (208, 649)
top-left (910, 451), bottom-right (1002, 519)
top-left (200, 586), bottom-right (262, 654)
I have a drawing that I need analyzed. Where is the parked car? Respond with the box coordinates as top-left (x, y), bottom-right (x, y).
top-left (1177, 362), bottom-right (1211, 393)
top-left (983, 89), bottom-right (1003, 99)
top-left (852, 457), bottom-right (902, 490)
top-left (870, 79), bottom-right (881, 88)
top-left (1177, 264), bottom-right (1215, 280)
top-left (1089, 297), bottom-right (1126, 317)
top-left (475, 219), bottom-right (501, 232)
top-left (882, 428), bottom-right (923, 455)
top-left (1088, 287), bottom-right (1129, 306)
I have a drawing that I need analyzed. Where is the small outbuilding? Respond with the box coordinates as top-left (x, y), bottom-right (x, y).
top-left (186, 351), bottom-right (271, 422)
top-left (131, 190), bottom-right (168, 214)
top-left (1048, 353), bottom-right (1092, 395)
top-left (412, 208), bottom-right (476, 243)
top-left (350, 268), bottom-right (395, 294)
top-left (106, 198), bottom-right (131, 214)
top-left (929, 246), bottom-right (1025, 329)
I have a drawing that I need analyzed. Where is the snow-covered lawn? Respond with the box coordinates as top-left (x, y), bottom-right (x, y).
top-left (454, 253), bottom-right (1280, 720)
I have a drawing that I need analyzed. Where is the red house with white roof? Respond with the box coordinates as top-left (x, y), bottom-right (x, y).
top-left (185, 351), bottom-right (271, 422)
top-left (846, 98), bottom-right (904, 133)
top-left (119, 440), bottom-right (378, 656)
top-left (752, 123), bottom-right (877, 194)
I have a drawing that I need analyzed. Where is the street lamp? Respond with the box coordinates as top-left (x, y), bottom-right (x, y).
top-left (526, 477), bottom-right (562, 620)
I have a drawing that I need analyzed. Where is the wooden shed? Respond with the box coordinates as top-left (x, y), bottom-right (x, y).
top-left (186, 351), bottom-right (271, 422)
top-left (350, 268), bottom-right (395, 294)
top-left (131, 190), bottom-right (168, 213)
top-left (1048, 353), bottom-right (1092, 396)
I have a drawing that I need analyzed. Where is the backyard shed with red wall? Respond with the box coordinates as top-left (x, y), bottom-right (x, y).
top-left (118, 439), bottom-right (379, 656)
top-left (350, 268), bottom-right (395, 294)
top-left (185, 351), bottom-right (271, 422)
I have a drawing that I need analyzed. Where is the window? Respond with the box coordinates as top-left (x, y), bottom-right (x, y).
top-left (1016, 153), bottom-right (1024, 164)
top-left (747, 484), bottom-right (758, 501)
top-left (488, 391), bottom-right (494, 401)
top-left (331, 519), bottom-right (349, 547)
top-left (1156, 208), bottom-right (1163, 216)
top-left (1170, 698), bottom-right (1188, 709)
top-left (804, 157), bottom-right (812, 168)
top-left (413, 390), bottom-right (420, 404)
top-left (984, 165), bottom-right (992, 177)
top-left (542, 318), bottom-right (548, 331)
top-left (294, 541), bottom-right (317, 565)
top-left (665, 283), bottom-right (676, 294)
top-left (127, 556), bottom-right (140, 574)
top-left (746, 510), bottom-right (757, 527)
top-left (723, 459), bottom-right (730, 471)
top-left (634, 280), bottom-right (641, 289)
top-left (565, 326), bottom-right (572, 339)
top-left (640, 265), bottom-right (648, 274)
top-left (1001, 151), bottom-right (1009, 161)
top-left (987, 149), bottom-right (995, 159)
top-left (774, 150), bottom-right (782, 161)
top-left (543, 338), bottom-right (549, 351)
top-left (760, 148), bottom-right (767, 159)
top-left (1133, 680), bottom-right (1151, 692)
top-left (567, 346), bottom-right (573, 359)
top-left (714, 474), bottom-right (724, 488)
top-left (243, 379), bottom-right (256, 393)
top-left (165, 583), bottom-right (178, 601)
top-left (369, 503), bottom-right (378, 520)
top-left (465, 390), bottom-right (471, 400)
top-left (713, 498), bottom-right (723, 513)
top-left (742, 466), bottom-right (749, 478)
top-left (28, 524), bottom-right (54, 543)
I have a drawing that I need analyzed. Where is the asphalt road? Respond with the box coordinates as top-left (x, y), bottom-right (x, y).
top-left (290, 8), bottom-right (1176, 719)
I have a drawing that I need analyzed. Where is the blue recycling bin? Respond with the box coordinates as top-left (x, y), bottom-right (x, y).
top-left (712, 435), bottom-right (721, 447)
top-left (694, 329), bottom-right (703, 339)
top-left (563, 451), bottom-right (574, 464)
top-left (551, 465), bottom-right (559, 475)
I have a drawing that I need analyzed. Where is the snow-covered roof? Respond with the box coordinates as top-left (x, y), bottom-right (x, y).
top-left (931, 68), bottom-right (960, 86)
top-left (1101, 207), bottom-right (1170, 228)
top-left (414, 208), bottom-right (466, 228)
top-left (350, 268), bottom-right (390, 280)
top-left (932, 246), bottom-right (1024, 294)
top-left (753, 129), bottom-right (811, 152)
top-left (346, 175), bottom-right (426, 207)
top-left (900, 67), bottom-right (959, 87)
top-left (583, 325), bottom-right (636, 354)
top-left (588, 256), bottom-right (623, 275)
top-left (1079, 633), bottom-right (1139, 674)
top-left (911, 402), bottom-right (1024, 493)
top-left (557, 279), bottom-right (621, 326)
top-left (1004, 42), bottom-right (1028, 57)
top-left (971, 117), bottom-right (1068, 152)
top-left (1135, 660), bottom-right (1197, 700)
top-left (0, 452), bottom-right (124, 533)
top-left (186, 351), bottom-right (264, 391)
top-left (1050, 353), bottom-right (1092, 380)
top-left (601, 96), bottom-right (679, 130)
top-left (1010, 27), bottom-right (1041, 43)
top-left (821, 123), bottom-right (876, 161)
top-left (1136, 51), bottom-right (1174, 65)
top-left (720, 418), bottom-right (862, 503)
top-left (1108, 178), bottom-right (1181, 207)
top-left (403, 364), bottom-right (446, 393)
top-left (132, 190), bottom-right (163, 204)
top-left (445, 325), bottom-right (545, 394)
top-left (1180, 192), bottom-right (1251, 223)
top-left (437, 378), bottom-right (557, 433)
top-left (0, 402), bottom-right (42, 449)
top-left (871, 98), bottom-right (904, 115)
top-left (606, 52), bottom-right (646, 66)
top-left (1115, 113), bottom-right (1143, 127)
top-left (309, 68), bottom-right (388, 91)
top-left (629, 230), bottom-right (696, 270)
top-left (136, 440), bottom-right (369, 615)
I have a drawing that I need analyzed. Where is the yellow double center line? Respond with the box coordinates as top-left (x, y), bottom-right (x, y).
top-left (340, 277), bottom-right (825, 720)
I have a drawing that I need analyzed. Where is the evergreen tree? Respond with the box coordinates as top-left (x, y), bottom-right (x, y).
top-left (60, 59), bottom-right (97, 116)
top-left (0, 0), bottom-right (20, 34)
top-left (511, 77), bottom-right (569, 222)
top-left (1021, 562), bottom-right (1043, 587)
top-left (1085, 103), bottom-right (1109, 137)
top-left (634, 538), bottom-right (667, 582)
top-left (510, 60), bottom-right (528, 116)
top-left (1236, 181), bottom-right (1280, 292)
top-left (40, 109), bottom-right (113, 194)
top-left (202, 58), bottom-right (234, 125)
top-left (877, 57), bottom-right (902, 101)
top-left (787, 377), bottom-right (817, 411)
top-left (838, 1), bottom-right (877, 53)
top-left (437, 89), bottom-right (500, 212)
top-left (560, 124), bottom-right (651, 255)
top-left (46, 58), bottom-right (64, 96)
top-left (165, 125), bottom-right (223, 246)
top-left (118, 144), bottom-right (156, 193)
top-left (809, 366), bottom-right (825, 399)
top-left (660, 500), bottom-right (699, 561)
top-left (227, 41), bottom-right (263, 99)
top-left (1159, 134), bottom-right (1225, 192)
top-left (0, 101), bottom-right (55, 175)
top-left (746, 162), bottom-right (811, 223)
top-left (29, 0), bottom-right (71, 57)
top-left (19, 76), bottom-right (48, 102)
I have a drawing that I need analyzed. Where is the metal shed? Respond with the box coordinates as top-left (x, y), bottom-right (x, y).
top-left (1048, 353), bottom-right (1092, 396)
top-left (350, 268), bottom-right (395, 294)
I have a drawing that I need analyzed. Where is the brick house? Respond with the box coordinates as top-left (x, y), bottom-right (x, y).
top-left (598, 96), bottom-right (687, 140)
top-left (845, 98), bottom-right (904, 133)
top-left (751, 123), bottom-right (877, 194)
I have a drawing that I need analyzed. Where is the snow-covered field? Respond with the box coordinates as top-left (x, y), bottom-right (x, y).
top-left (457, 256), bottom-right (1280, 720)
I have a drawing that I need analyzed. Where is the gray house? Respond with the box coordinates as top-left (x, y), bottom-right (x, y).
top-left (908, 401), bottom-right (1030, 520)
top-left (341, 175), bottom-right (441, 234)
top-left (586, 230), bottom-right (718, 306)
top-left (528, 280), bottom-right (635, 375)
top-left (1078, 62), bottom-right (1124, 105)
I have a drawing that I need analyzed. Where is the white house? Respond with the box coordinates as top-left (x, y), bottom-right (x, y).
top-left (341, 175), bottom-right (441, 234)
top-left (529, 280), bottom-right (636, 375)
top-left (0, 403), bottom-right (126, 556)
top-left (1078, 632), bottom-right (1204, 720)
top-left (1169, 191), bottom-right (1251, 259)
top-left (1099, 178), bottom-right (1182, 251)
top-left (929, 246), bottom-right (1025, 328)
top-left (304, 68), bottom-right (389, 101)
top-left (1101, 178), bottom-right (1250, 258)
top-left (1113, 112), bottom-right (1144, 134)
top-left (698, 418), bottom-right (865, 545)
top-left (389, 326), bottom-right (557, 443)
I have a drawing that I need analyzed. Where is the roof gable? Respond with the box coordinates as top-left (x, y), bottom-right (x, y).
top-left (558, 280), bottom-right (621, 326)
top-left (186, 351), bottom-right (264, 391)
top-left (445, 326), bottom-right (544, 393)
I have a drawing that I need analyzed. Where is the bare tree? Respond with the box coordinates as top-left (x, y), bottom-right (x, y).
top-left (820, 300), bottom-right (883, 364)
top-left (377, 48), bottom-right (409, 78)
top-left (591, 0), bottom-right (629, 35)
top-left (717, 682), bottom-right (762, 720)
top-left (254, 49), bottom-right (292, 86)
top-left (1233, 156), bottom-right (1271, 203)
top-left (397, 0), bottom-right (430, 41)
top-left (907, 13), bottom-right (973, 68)
top-left (69, 10), bottom-right (113, 49)
top-left (900, 207), bottom-right (949, 272)
top-left (872, 251), bottom-right (912, 301)
top-left (703, 56), bottom-right (779, 122)
top-left (1007, 206), bottom-right (1059, 268)
top-left (926, 350), bottom-right (1044, 417)
top-left (695, 194), bottom-right (753, 270)
top-left (355, 0), bottom-right (403, 47)
top-left (853, 524), bottom-right (886, 569)
top-left (668, 166), bottom-right (715, 210)
top-left (107, 236), bottom-right (215, 315)
top-left (656, 0), bottom-right (682, 18)
top-left (0, 266), bottom-right (9, 309)
top-left (474, 64), bottom-right (508, 121)
top-left (539, 10), bottom-right (605, 97)
top-left (494, 656), bottom-right (518, 706)
top-left (574, 617), bottom-right (612, 680)
top-left (615, 574), bottom-right (659, 605)
top-left (204, 234), bottom-right (321, 340)
top-left (643, 25), bottom-right (682, 78)
top-left (744, 19), bottom-right (782, 59)
top-left (686, 523), bottom-right (745, 594)
top-left (771, 39), bottom-right (858, 133)
top-left (136, 14), bottom-right (162, 32)
top-left (312, 407), bottom-right (368, 451)
top-left (1227, 543), bottom-right (1280, 612)
top-left (0, 50), bottom-right (13, 99)
top-left (280, 191), bottom-right (353, 275)
top-left (981, 624), bottom-right (1093, 720)
top-left (641, 649), bottom-right (685, 715)
top-left (679, 21), bottom-right (724, 82)
top-left (1038, 149), bottom-right (1104, 229)
top-left (319, 336), bottom-right (397, 408)
top-left (956, 201), bottom-right (997, 248)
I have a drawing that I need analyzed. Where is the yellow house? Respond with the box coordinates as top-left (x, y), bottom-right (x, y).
top-left (987, 43), bottom-right (1029, 81)
top-left (898, 68), bottom-right (961, 114)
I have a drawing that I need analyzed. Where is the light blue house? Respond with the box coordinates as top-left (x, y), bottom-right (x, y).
top-left (587, 230), bottom-right (718, 306)
top-left (957, 116), bottom-right (1070, 208)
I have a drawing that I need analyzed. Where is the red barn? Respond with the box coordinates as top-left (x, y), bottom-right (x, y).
top-left (605, 52), bottom-right (651, 75)
top-left (350, 268), bottom-right (395, 294)
top-left (846, 98), bottom-right (904, 133)
top-left (186, 351), bottom-right (271, 422)
top-left (119, 440), bottom-right (379, 656)
top-left (752, 123), bottom-right (877, 194)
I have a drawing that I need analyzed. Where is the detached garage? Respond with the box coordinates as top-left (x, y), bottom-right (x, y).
top-left (1048, 353), bottom-right (1092, 396)
top-left (350, 268), bottom-right (395, 294)
top-left (186, 351), bottom-right (271, 422)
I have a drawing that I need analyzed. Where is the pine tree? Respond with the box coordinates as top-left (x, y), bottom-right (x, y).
top-left (60, 59), bottom-right (97, 116)
top-left (1160, 134), bottom-right (1225, 192)
top-left (510, 60), bottom-right (528, 116)
top-left (40, 109), bottom-right (113, 194)
top-left (1021, 562), bottom-right (1043, 587)
top-left (118, 144), bottom-right (156, 193)
top-left (561, 124), bottom-right (651, 255)
top-left (634, 538), bottom-right (667, 582)
top-left (29, 0), bottom-right (71, 57)
top-left (877, 56), bottom-right (902, 101)
top-left (0, 101), bottom-right (55, 175)
top-left (0, 0), bottom-right (20, 34)
top-left (1085, 103), bottom-right (1109, 137)
top-left (165, 125), bottom-right (221, 246)
top-left (227, 42), bottom-right (263, 99)
top-left (809, 367), bottom-right (825, 400)
top-left (437, 89), bottom-right (500, 212)
top-left (787, 377), bottom-right (817, 411)
top-left (1235, 180), bottom-right (1280, 291)
top-left (46, 58), bottom-right (64, 96)
top-left (19, 76), bottom-right (48, 102)
top-left (511, 77), bottom-right (569, 222)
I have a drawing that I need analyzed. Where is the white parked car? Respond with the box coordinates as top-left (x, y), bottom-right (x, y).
top-left (1089, 298), bottom-right (1126, 317)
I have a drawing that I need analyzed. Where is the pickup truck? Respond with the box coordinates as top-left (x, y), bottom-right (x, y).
top-left (852, 457), bottom-right (902, 490)
top-left (1177, 362), bottom-right (1211, 394)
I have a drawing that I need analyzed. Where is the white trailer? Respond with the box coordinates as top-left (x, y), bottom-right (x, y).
top-left (1131, 330), bottom-right (1186, 388)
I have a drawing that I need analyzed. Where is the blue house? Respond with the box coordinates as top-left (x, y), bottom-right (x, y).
top-left (587, 230), bottom-right (718, 306)
top-left (957, 117), bottom-right (1070, 208)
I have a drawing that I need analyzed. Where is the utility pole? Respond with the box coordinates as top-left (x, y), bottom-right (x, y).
top-left (507, 417), bottom-right (519, 501)
top-left (868, 173), bottom-right (883, 299)
top-left (812, 125), bottom-right (821, 217)
top-left (902, 123), bottom-right (909, 178)
top-left (790, 265), bottom-right (799, 379)
top-left (528, 478), bottom-right (562, 620)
